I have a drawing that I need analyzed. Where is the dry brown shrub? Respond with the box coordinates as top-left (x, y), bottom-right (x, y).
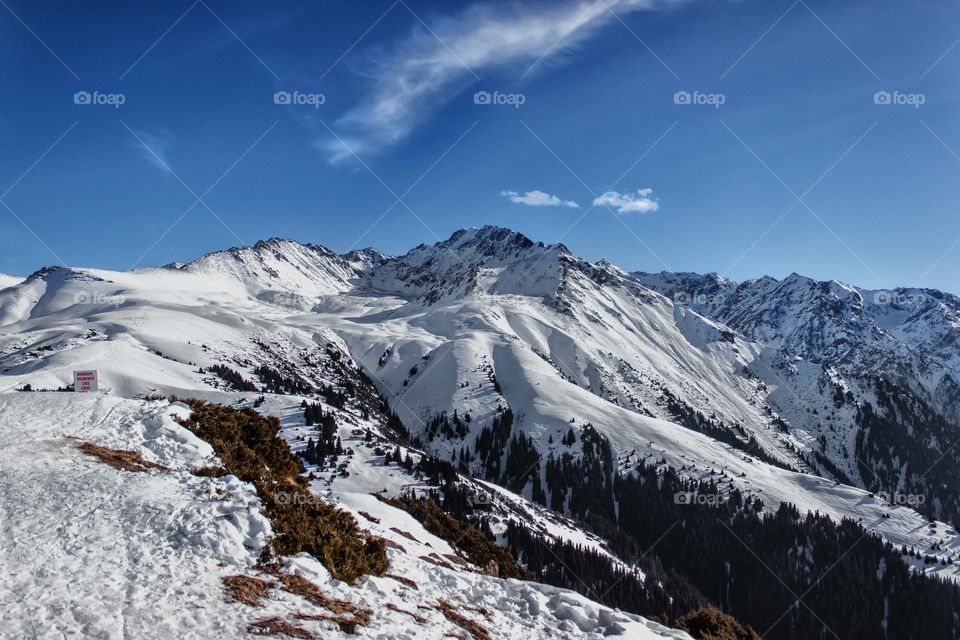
top-left (358, 510), bottom-right (380, 524)
top-left (386, 602), bottom-right (429, 623)
top-left (382, 538), bottom-right (407, 552)
top-left (390, 526), bottom-right (421, 543)
top-left (77, 442), bottom-right (168, 473)
top-left (420, 553), bottom-right (455, 570)
top-left (381, 494), bottom-right (533, 580)
top-left (247, 616), bottom-right (313, 639)
top-left (383, 572), bottom-right (418, 589)
top-left (462, 603), bottom-right (493, 621)
top-left (191, 464), bottom-right (229, 477)
top-left (435, 599), bottom-right (491, 640)
top-left (222, 574), bottom-right (274, 607)
top-left (674, 606), bottom-right (761, 640)
top-left (293, 611), bottom-right (364, 635)
top-left (279, 572), bottom-right (372, 634)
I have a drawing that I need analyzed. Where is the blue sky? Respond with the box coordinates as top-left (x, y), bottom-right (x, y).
top-left (1, 0), bottom-right (959, 293)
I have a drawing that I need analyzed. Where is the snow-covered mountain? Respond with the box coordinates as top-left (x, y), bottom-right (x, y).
top-left (636, 270), bottom-right (960, 417)
top-left (173, 237), bottom-right (363, 306)
top-left (4, 225), bottom-right (960, 638)
top-left (3, 227), bottom-right (959, 536)
top-left (637, 269), bottom-right (960, 517)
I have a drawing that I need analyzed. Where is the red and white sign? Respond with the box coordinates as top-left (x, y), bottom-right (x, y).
top-left (73, 370), bottom-right (98, 393)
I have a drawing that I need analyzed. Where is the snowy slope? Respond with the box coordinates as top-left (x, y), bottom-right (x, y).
top-left (177, 237), bottom-right (361, 305)
top-left (313, 291), bottom-right (960, 582)
top-left (636, 270), bottom-right (960, 417)
top-left (342, 227), bottom-right (789, 466)
top-left (0, 392), bottom-right (691, 639)
top-left (0, 393), bottom-right (269, 638)
top-left (637, 269), bottom-right (960, 485)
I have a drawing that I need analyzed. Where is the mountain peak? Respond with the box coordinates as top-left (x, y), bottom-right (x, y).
top-left (180, 237), bottom-right (358, 298)
top-left (341, 247), bottom-right (390, 271)
top-left (441, 225), bottom-right (572, 258)
top-left (446, 225), bottom-right (534, 248)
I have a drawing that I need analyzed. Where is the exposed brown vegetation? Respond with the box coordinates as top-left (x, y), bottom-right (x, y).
top-left (462, 603), bottom-right (493, 621)
top-left (293, 611), bottom-right (363, 635)
top-left (390, 526), bottom-right (421, 543)
top-left (223, 574), bottom-right (274, 607)
top-left (280, 572), bottom-right (372, 634)
top-left (191, 464), bottom-right (229, 477)
top-left (177, 400), bottom-right (388, 583)
top-left (382, 494), bottom-right (533, 580)
top-left (278, 573), bottom-right (357, 615)
top-left (358, 510), bottom-right (380, 524)
top-left (383, 572), bottom-right (418, 589)
top-left (247, 616), bottom-right (313, 639)
top-left (254, 561), bottom-right (284, 576)
top-left (420, 553), bottom-right (455, 570)
top-left (382, 538), bottom-right (407, 552)
top-left (435, 599), bottom-right (491, 640)
top-left (77, 441), bottom-right (168, 473)
top-left (674, 606), bottom-right (761, 640)
top-left (444, 553), bottom-right (469, 566)
top-left (386, 602), bottom-right (429, 623)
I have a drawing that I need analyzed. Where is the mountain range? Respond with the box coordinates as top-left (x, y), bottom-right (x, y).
top-left (3, 225), bottom-right (960, 638)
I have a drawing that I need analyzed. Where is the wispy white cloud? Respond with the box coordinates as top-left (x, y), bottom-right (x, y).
top-left (593, 188), bottom-right (659, 213)
top-left (130, 129), bottom-right (174, 174)
top-left (501, 189), bottom-right (579, 208)
top-left (322, 0), bottom-right (667, 163)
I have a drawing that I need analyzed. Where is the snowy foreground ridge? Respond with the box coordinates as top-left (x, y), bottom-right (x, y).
top-left (0, 393), bottom-right (687, 639)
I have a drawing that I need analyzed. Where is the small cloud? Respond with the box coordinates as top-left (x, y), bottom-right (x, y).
top-left (593, 188), bottom-right (659, 214)
top-left (130, 129), bottom-right (174, 174)
top-left (500, 189), bottom-right (579, 208)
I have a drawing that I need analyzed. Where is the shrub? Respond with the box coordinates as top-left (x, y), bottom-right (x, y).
top-left (675, 607), bottom-right (760, 640)
top-left (222, 574), bottom-right (274, 607)
top-left (178, 400), bottom-right (388, 583)
top-left (77, 441), bottom-right (168, 473)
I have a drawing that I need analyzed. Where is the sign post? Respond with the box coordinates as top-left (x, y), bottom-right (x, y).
top-left (73, 370), bottom-right (98, 393)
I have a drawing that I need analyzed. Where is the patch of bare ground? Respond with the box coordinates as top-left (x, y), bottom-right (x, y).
top-left (293, 611), bottom-right (363, 635)
top-left (280, 572), bottom-right (372, 634)
top-left (462, 603), bottom-right (492, 621)
top-left (247, 616), bottom-right (314, 639)
top-left (386, 602), bottom-right (429, 623)
top-left (191, 464), bottom-right (229, 477)
top-left (254, 561), bottom-right (284, 576)
top-left (383, 572), bottom-right (418, 589)
top-left (444, 553), bottom-right (469, 566)
top-left (382, 538), bottom-right (407, 553)
top-left (420, 553), bottom-right (455, 570)
top-left (222, 574), bottom-right (274, 607)
top-left (435, 599), bottom-right (491, 640)
top-left (390, 526), bottom-right (421, 543)
top-left (358, 510), bottom-right (380, 524)
top-left (77, 441), bottom-right (168, 473)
